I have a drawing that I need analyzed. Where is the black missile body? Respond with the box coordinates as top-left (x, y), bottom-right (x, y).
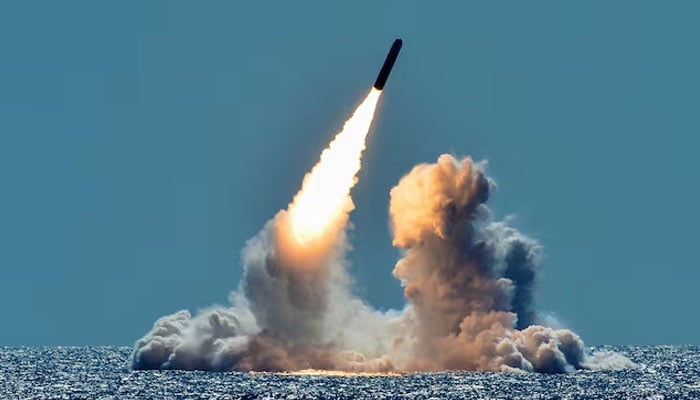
top-left (373, 39), bottom-right (402, 90)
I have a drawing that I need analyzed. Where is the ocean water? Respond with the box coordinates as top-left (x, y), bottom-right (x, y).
top-left (0, 346), bottom-right (697, 399)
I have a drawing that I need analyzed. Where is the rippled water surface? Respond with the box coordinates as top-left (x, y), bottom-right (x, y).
top-left (1, 346), bottom-right (698, 399)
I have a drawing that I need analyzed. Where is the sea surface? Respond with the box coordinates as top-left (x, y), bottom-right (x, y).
top-left (0, 346), bottom-right (697, 399)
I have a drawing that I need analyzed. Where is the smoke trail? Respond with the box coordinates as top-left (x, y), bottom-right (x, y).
top-left (241, 88), bottom-right (382, 351)
top-left (133, 89), bottom-right (396, 372)
top-left (131, 99), bottom-right (634, 373)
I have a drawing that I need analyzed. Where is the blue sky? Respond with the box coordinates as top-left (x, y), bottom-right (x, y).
top-left (1, 1), bottom-right (698, 346)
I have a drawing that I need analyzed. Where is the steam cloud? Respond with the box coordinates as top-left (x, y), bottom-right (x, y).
top-left (132, 154), bottom-right (633, 373)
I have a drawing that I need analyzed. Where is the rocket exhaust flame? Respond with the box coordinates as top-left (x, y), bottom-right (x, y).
top-left (287, 88), bottom-right (382, 246)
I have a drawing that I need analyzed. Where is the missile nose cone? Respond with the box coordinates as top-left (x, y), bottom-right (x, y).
top-left (373, 38), bottom-right (403, 90)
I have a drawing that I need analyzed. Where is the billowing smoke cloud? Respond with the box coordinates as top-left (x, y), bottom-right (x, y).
top-left (132, 149), bottom-right (634, 373)
top-left (132, 214), bottom-right (399, 372)
top-left (387, 155), bottom-right (611, 372)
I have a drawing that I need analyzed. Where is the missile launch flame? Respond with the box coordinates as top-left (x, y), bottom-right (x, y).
top-left (287, 88), bottom-right (382, 245)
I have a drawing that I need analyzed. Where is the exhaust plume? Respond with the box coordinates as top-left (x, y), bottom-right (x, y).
top-left (287, 88), bottom-right (381, 246)
top-left (131, 93), bottom-right (634, 373)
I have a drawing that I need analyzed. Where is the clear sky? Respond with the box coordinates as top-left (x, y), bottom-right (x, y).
top-left (1, 1), bottom-right (698, 346)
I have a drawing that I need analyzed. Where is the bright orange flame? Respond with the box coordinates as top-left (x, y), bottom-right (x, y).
top-left (288, 88), bottom-right (382, 245)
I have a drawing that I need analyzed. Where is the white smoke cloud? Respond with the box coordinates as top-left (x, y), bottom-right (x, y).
top-left (131, 154), bottom-right (635, 373)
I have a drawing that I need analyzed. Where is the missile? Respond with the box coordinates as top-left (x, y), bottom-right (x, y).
top-left (373, 39), bottom-right (402, 90)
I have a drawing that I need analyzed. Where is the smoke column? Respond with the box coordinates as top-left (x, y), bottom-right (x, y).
top-left (131, 90), bottom-right (634, 373)
top-left (388, 155), bottom-right (633, 372)
top-left (132, 88), bottom-right (397, 372)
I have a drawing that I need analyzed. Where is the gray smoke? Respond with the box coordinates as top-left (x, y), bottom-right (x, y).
top-left (131, 154), bottom-right (635, 373)
top-left (132, 210), bottom-right (398, 372)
